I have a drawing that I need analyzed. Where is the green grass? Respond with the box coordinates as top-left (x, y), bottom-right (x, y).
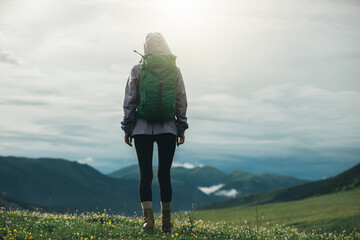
top-left (0, 189), bottom-right (359, 239)
top-left (1, 209), bottom-right (360, 240)
top-left (195, 187), bottom-right (360, 233)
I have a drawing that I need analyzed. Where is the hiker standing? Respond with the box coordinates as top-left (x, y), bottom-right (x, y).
top-left (121, 32), bottom-right (188, 233)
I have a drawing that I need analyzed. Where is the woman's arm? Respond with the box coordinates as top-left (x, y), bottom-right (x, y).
top-left (121, 65), bottom-right (140, 146)
top-left (175, 69), bottom-right (188, 145)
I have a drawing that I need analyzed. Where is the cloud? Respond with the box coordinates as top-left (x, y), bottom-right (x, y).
top-left (78, 156), bottom-right (95, 165)
top-left (214, 189), bottom-right (238, 198)
top-left (198, 184), bottom-right (224, 195)
top-left (0, 97), bottom-right (48, 106)
top-left (188, 85), bottom-right (360, 151)
top-left (0, 49), bottom-right (22, 65)
top-left (0, 0), bottom-right (359, 179)
top-left (173, 162), bottom-right (204, 169)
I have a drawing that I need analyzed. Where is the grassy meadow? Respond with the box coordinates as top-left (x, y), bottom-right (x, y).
top-left (1, 209), bottom-right (359, 240)
top-left (195, 187), bottom-right (360, 233)
top-left (1, 188), bottom-right (360, 239)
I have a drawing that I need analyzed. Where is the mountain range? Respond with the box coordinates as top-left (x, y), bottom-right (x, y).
top-left (200, 162), bottom-right (360, 210)
top-left (0, 155), bottom-right (332, 214)
top-left (0, 156), bottom-right (139, 214)
top-left (108, 164), bottom-right (307, 198)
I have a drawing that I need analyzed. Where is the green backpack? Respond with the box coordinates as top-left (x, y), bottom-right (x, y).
top-left (137, 53), bottom-right (178, 121)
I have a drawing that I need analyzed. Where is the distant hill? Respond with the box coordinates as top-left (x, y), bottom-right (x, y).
top-left (109, 165), bottom-right (230, 186)
top-left (218, 173), bottom-right (305, 197)
top-left (0, 156), bottom-right (310, 215)
top-left (109, 164), bottom-right (307, 198)
top-left (0, 156), bottom-right (214, 214)
top-left (0, 156), bottom-right (139, 214)
top-left (200, 162), bottom-right (360, 210)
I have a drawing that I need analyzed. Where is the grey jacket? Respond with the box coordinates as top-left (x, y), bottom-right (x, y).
top-left (121, 32), bottom-right (188, 136)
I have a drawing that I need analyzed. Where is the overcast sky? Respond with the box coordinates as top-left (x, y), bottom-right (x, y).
top-left (1, 0), bottom-right (359, 180)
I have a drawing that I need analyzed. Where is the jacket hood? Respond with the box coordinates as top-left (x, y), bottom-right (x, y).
top-left (144, 32), bottom-right (172, 55)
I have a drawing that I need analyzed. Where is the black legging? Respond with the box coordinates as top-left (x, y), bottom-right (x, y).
top-left (134, 133), bottom-right (176, 202)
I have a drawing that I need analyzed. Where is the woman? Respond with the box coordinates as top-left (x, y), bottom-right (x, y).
top-left (121, 32), bottom-right (188, 233)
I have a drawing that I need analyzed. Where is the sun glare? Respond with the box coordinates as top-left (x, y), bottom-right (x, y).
top-left (168, 0), bottom-right (194, 10)
top-left (156, 0), bottom-right (200, 18)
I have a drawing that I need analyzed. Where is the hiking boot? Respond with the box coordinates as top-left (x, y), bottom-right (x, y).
top-left (142, 208), bottom-right (154, 232)
top-left (161, 202), bottom-right (172, 233)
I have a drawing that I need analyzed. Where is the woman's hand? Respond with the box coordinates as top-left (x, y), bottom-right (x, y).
top-left (177, 133), bottom-right (185, 146)
top-left (124, 133), bottom-right (133, 147)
